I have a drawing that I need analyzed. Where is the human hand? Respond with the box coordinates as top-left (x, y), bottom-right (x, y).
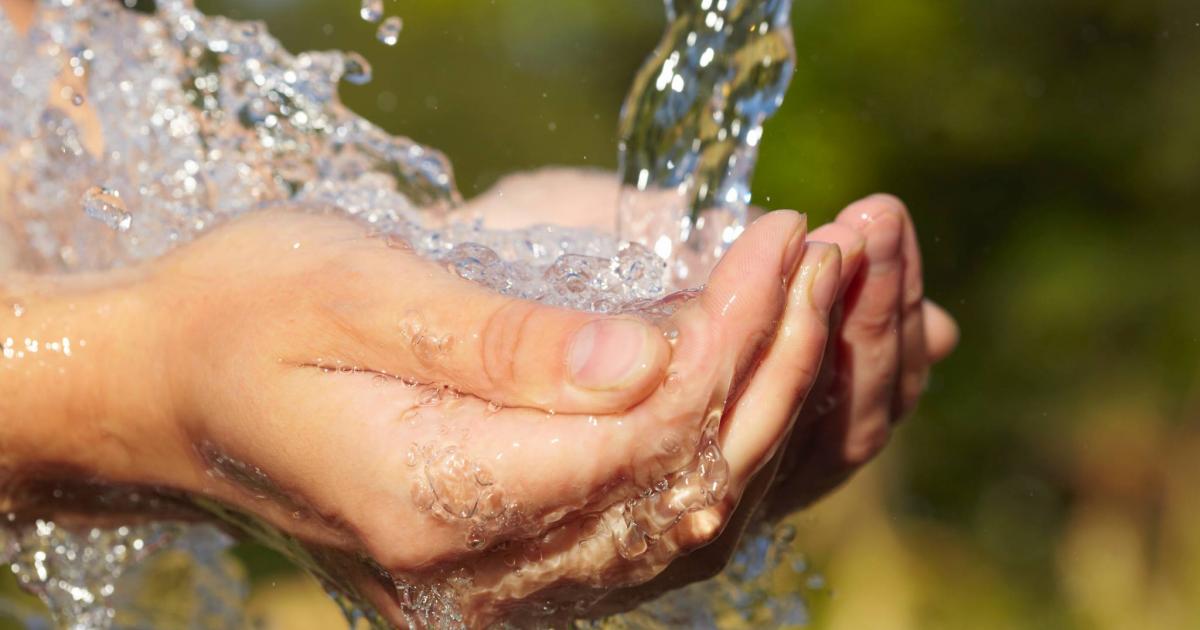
top-left (465, 168), bottom-right (958, 508)
top-left (455, 170), bottom-right (959, 615)
top-left (152, 206), bottom-right (834, 626)
top-left (0, 201), bottom-right (825, 626)
top-left (765, 193), bottom-right (959, 515)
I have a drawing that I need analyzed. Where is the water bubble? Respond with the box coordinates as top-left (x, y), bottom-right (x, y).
top-left (376, 16), bottom-right (403, 46)
top-left (486, 400), bottom-right (503, 415)
top-left (81, 186), bottom-right (132, 232)
top-left (359, 0), bottom-right (383, 23)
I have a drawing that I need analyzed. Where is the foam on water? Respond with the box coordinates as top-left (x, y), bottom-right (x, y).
top-left (0, 0), bottom-right (801, 627)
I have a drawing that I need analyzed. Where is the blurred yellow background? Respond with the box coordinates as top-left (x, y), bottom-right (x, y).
top-left (6, 0), bottom-right (1200, 628)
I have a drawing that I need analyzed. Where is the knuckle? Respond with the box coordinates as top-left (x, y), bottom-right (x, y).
top-left (790, 355), bottom-right (822, 394)
top-left (846, 307), bottom-right (900, 340)
top-left (903, 273), bottom-right (925, 311)
top-left (479, 299), bottom-right (539, 394)
top-left (843, 419), bottom-right (892, 466)
top-left (896, 369), bottom-right (929, 421)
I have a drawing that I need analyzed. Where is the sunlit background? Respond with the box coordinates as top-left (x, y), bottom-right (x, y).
top-left (6, 1), bottom-right (1200, 628)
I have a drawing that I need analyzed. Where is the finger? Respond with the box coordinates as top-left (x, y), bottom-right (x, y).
top-left (808, 222), bottom-right (866, 296)
top-left (720, 242), bottom-right (840, 484)
top-left (700, 210), bottom-right (807, 396)
top-left (833, 194), bottom-right (905, 462)
top-left (334, 244), bottom-right (671, 415)
top-left (891, 196), bottom-right (929, 419)
top-left (619, 210), bottom-right (807, 554)
top-left (924, 300), bottom-right (959, 362)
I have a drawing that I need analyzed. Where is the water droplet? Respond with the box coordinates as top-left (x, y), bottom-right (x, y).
top-left (474, 469), bottom-right (494, 486)
top-left (384, 233), bottom-right (411, 250)
top-left (341, 52), bottom-right (373, 85)
top-left (71, 93), bottom-right (85, 106)
top-left (81, 186), bottom-right (132, 232)
top-left (376, 16), bottom-right (403, 46)
top-left (359, 0), bottom-right (383, 22)
top-left (486, 400), bottom-right (503, 415)
top-left (662, 371), bottom-right (681, 393)
top-left (417, 386), bottom-right (442, 406)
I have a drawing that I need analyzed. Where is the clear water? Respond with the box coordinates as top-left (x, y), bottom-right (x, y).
top-left (618, 0), bottom-right (795, 286)
top-left (0, 0), bottom-right (804, 627)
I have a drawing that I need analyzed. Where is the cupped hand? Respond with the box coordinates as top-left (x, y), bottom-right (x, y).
top-left (467, 167), bottom-right (959, 509)
top-left (457, 169), bottom-right (959, 615)
top-left (2, 166), bottom-right (954, 627)
top-left (117, 203), bottom-right (830, 626)
top-left (764, 193), bottom-right (959, 515)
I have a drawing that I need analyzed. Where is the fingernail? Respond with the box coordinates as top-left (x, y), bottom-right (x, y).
top-left (806, 244), bottom-right (840, 311)
top-left (782, 214), bottom-right (808, 273)
top-left (865, 210), bottom-right (903, 261)
top-left (568, 319), bottom-right (659, 390)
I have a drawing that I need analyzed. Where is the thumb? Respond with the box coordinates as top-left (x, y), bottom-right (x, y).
top-left (339, 244), bottom-right (672, 414)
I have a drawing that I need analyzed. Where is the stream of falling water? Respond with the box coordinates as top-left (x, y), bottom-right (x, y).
top-left (0, 0), bottom-right (816, 627)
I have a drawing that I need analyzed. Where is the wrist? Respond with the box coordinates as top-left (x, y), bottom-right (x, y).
top-left (0, 268), bottom-right (189, 499)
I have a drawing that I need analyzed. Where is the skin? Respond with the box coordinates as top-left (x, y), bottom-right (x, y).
top-left (0, 0), bottom-right (958, 625)
top-left (466, 170), bottom-right (958, 616)
top-left (0, 183), bottom-right (955, 625)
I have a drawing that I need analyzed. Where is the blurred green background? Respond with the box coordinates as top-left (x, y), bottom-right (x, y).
top-left (164, 0), bottom-right (1200, 628)
top-left (9, 0), bottom-right (1200, 628)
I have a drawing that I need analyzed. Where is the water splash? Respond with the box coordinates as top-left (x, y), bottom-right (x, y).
top-left (1, 519), bottom-right (245, 629)
top-left (618, 0), bottom-right (795, 286)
